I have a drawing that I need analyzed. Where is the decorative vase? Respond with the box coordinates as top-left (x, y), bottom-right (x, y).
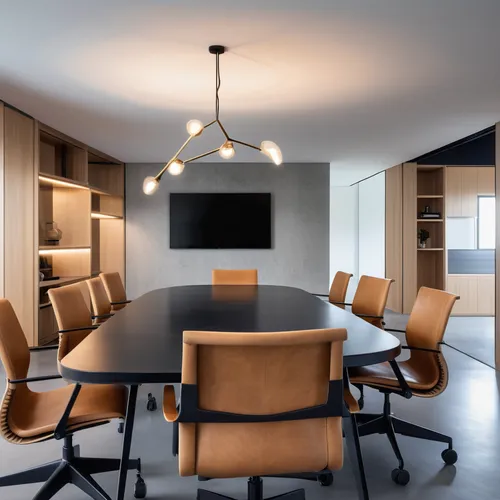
top-left (46, 221), bottom-right (63, 246)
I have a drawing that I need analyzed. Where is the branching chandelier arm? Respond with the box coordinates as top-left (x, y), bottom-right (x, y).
top-left (143, 45), bottom-right (283, 195)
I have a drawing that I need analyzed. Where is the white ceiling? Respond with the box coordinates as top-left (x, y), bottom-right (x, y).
top-left (1, 0), bottom-right (499, 185)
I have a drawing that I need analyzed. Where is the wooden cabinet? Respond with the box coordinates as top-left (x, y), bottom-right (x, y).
top-left (477, 167), bottom-right (495, 195)
top-left (446, 166), bottom-right (495, 217)
top-left (447, 274), bottom-right (494, 315)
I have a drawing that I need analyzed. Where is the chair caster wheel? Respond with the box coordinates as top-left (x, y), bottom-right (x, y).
top-left (318, 473), bottom-right (334, 486)
top-left (391, 468), bottom-right (410, 486)
top-left (146, 393), bottom-right (157, 411)
top-left (441, 448), bottom-right (458, 465)
top-left (117, 422), bottom-right (124, 434)
top-left (134, 475), bottom-right (147, 498)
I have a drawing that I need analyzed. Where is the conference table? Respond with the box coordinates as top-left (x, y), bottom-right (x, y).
top-left (59, 285), bottom-right (401, 500)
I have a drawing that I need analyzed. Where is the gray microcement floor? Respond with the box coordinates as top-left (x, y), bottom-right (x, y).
top-left (0, 328), bottom-right (499, 499)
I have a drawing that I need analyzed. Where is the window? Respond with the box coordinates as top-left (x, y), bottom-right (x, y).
top-left (478, 196), bottom-right (495, 249)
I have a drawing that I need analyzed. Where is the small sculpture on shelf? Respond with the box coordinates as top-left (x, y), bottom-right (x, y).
top-left (45, 221), bottom-right (63, 246)
top-left (419, 205), bottom-right (441, 219)
top-left (418, 229), bottom-right (430, 249)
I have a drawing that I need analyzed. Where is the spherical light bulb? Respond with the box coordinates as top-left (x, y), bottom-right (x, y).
top-left (260, 140), bottom-right (283, 166)
top-left (219, 141), bottom-right (235, 160)
top-left (143, 176), bottom-right (160, 195)
top-left (186, 119), bottom-right (204, 136)
top-left (167, 159), bottom-right (185, 176)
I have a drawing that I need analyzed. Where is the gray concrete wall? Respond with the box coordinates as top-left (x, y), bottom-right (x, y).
top-left (125, 162), bottom-right (329, 298)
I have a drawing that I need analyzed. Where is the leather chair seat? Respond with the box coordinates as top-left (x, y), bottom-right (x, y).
top-left (350, 355), bottom-right (440, 392)
top-left (8, 384), bottom-right (127, 438)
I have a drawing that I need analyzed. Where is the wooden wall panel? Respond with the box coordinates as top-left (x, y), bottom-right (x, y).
top-left (3, 107), bottom-right (36, 345)
top-left (495, 122), bottom-right (500, 370)
top-left (477, 275), bottom-right (495, 315)
top-left (402, 163), bottom-right (417, 314)
top-left (385, 165), bottom-right (403, 312)
top-left (446, 167), bottom-right (462, 217)
top-left (0, 103), bottom-right (4, 298)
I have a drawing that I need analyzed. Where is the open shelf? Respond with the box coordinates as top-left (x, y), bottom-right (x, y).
top-left (39, 130), bottom-right (87, 184)
top-left (39, 275), bottom-right (89, 289)
top-left (417, 248), bottom-right (444, 251)
top-left (39, 173), bottom-right (88, 190)
top-left (417, 219), bottom-right (443, 222)
top-left (417, 195), bottom-right (444, 199)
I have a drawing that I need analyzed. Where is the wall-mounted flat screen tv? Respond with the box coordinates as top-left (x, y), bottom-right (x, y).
top-left (170, 193), bottom-right (271, 249)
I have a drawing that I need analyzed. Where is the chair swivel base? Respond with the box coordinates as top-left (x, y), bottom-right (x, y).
top-left (197, 477), bottom-right (305, 500)
top-left (0, 435), bottom-right (146, 500)
top-left (357, 393), bottom-right (457, 485)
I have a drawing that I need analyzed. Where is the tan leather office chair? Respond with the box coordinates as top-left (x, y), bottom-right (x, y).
top-left (48, 283), bottom-right (98, 361)
top-left (212, 269), bottom-right (258, 285)
top-left (163, 328), bottom-right (368, 500)
top-left (350, 287), bottom-right (459, 485)
top-left (86, 277), bottom-right (114, 323)
top-left (100, 272), bottom-right (131, 312)
top-left (335, 275), bottom-right (393, 329)
top-left (0, 299), bottom-right (145, 499)
top-left (329, 271), bottom-right (353, 306)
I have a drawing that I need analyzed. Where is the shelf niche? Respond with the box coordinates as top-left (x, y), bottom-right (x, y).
top-left (39, 131), bottom-right (87, 184)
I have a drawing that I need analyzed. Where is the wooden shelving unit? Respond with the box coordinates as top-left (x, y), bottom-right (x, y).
top-left (37, 128), bottom-right (124, 345)
top-left (416, 166), bottom-right (446, 296)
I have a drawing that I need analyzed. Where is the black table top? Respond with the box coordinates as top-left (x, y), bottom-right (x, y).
top-left (59, 285), bottom-right (401, 384)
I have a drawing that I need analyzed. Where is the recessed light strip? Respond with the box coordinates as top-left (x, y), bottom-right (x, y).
top-left (39, 175), bottom-right (88, 190)
top-left (39, 248), bottom-right (91, 255)
top-left (91, 212), bottom-right (121, 219)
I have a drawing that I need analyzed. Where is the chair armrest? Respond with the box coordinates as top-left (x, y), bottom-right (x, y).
top-left (29, 345), bottom-right (59, 351)
top-left (92, 314), bottom-right (114, 320)
top-left (355, 313), bottom-right (384, 319)
top-left (385, 328), bottom-right (406, 334)
top-left (111, 300), bottom-right (131, 305)
top-left (402, 345), bottom-right (440, 354)
top-left (163, 385), bottom-right (179, 422)
top-left (9, 374), bottom-right (62, 384)
top-left (59, 326), bottom-right (99, 334)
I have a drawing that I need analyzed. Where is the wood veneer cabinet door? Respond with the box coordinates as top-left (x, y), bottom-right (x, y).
top-left (477, 167), bottom-right (495, 196)
top-left (2, 107), bottom-right (37, 345)
top-left (446, 167), bottom-right (462, 217)
top-left (385, 165), bottom-right (403, 313)
top-left (461, 168), bottom-right (478, 217)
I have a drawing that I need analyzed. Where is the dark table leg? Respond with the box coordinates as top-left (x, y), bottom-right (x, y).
top-left (116, 385), bottom-right (138, 500)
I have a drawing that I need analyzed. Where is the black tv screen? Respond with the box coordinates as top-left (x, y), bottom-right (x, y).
top-left (170, 193), bottom-right (271, 249)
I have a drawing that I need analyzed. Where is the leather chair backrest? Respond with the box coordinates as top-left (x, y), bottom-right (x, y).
top-left (352, 275), bottom-right (394, 327)
top-left (405, 287), bottom-right (458, 397)
top-left (406, 287), bottom-right (458, 349)
top-left (0, 299), bottom-right (30, 381)
top-left (328, 271), bottom-right (353, 305)
top-left (212, 269), bottom-right (258, 285)
top-left (178, 328), bottom-right (347, 478)
top-left (48, 282), bottom-right (94, 360)
top-left (86, 277), bottom-right (112, 317)
top-left (100, 272), bottom-right (127, 304)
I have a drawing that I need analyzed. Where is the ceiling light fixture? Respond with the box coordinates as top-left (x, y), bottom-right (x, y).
top-left (142, 45), bottom-right (283, 195)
